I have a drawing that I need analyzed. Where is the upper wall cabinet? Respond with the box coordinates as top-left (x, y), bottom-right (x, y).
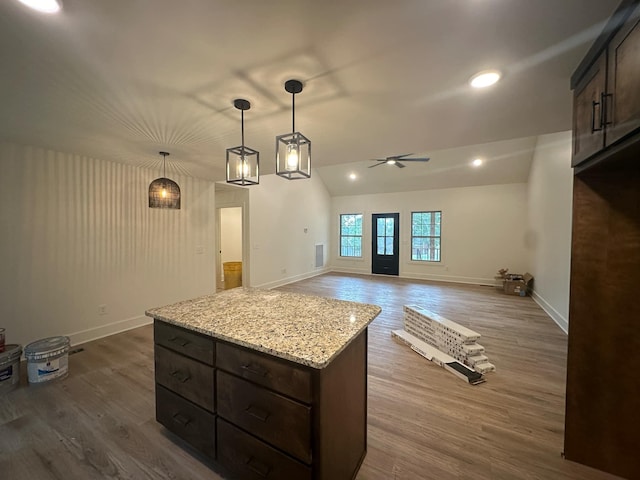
top-left (571, 1), bottom-right (640, 167)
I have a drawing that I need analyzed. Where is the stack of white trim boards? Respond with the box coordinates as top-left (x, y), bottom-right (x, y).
top-left (391, 305), bottom-right (495, 385)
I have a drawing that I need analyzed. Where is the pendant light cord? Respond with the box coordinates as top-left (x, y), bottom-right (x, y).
top-left (160, 151), bottom-right (169, 178)
top-left (292, 91), bottom-right (296, 133)
top-left (241, 109), bottom-right (245, 148)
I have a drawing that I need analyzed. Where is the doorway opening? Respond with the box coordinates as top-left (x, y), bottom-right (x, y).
top-left (218, 206), bottom-right (243, 290)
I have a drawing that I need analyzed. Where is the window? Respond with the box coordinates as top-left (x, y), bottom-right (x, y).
top-left (340, 214), bottom-right (363, 257)
top-left (411, 211), bottom-right (441, 262)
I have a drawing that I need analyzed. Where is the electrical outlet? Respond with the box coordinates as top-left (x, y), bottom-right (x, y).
top-left (98, 304), bottom-right (107, 315)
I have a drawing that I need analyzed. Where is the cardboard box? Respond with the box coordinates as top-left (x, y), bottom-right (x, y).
top-left (503, 273), bottom-right (533, 296)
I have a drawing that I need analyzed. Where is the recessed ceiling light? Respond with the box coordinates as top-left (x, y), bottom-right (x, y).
top-left (472, 158), bottom-right (483, 167)
top-left (17, 0), bottom-right (61, 14)
top-left (349, 173), bottom-right (357, 180)
top-left (469, 70), bottom-right (501, 89)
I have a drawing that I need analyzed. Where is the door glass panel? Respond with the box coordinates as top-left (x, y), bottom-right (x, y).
top-left (385, 236), bottom-right (394, 255)
top-left (385, 218), bottom-right (394, 236)
top-left (376, 217), bottom-right (395, 256)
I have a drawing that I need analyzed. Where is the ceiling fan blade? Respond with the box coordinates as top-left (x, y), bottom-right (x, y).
top-left (397, 157), bottom-right (430, 162)
top-left (370, 158), bottom-right (388, 162)
top-left (368, 162), bottom-right (385, 168)
top-left (396, 162), bottom-right (406, 168)
top-left (389, 153), bottom-right (414, 160)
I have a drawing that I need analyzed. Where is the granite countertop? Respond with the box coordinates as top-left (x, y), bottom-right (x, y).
top-left (145, 288), bottom-right (382, 369)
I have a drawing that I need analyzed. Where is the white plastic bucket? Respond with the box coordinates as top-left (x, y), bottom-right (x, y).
top-left (0, 344), bottom-right (22, 394)
top-left (24, 336), bottom-right (70, 384)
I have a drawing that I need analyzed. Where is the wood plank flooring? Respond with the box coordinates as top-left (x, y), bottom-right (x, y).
top-left (0, 273), bottom-right (625, 479)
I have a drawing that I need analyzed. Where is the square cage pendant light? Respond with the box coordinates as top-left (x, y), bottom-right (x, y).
top-left (149, 151), bottom-right (181, 209)
top-left (226, 99), bottom-right (259, 186)
top-left (276, 80), bottom-right (311, 180)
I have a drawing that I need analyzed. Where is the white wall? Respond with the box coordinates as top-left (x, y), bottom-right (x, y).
top-left (249, 172), bottom-right (331, 288)
top-left (0, 143), bottom-right (216, 348)
top-left (331, 183), bottom-right (529, 285)
top-left (526, 131), bottom-right (573, 332)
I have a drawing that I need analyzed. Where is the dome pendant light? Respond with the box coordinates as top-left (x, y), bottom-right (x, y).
top-left (149, 152), bottom-right (181, 209)
top-left (226, 99), bottom-right (259, 186)
top-left (276, 79), bottom-right (311, 180)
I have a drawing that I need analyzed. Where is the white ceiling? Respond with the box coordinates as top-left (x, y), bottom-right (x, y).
top-left (0, 0), bottom-right (619, 193)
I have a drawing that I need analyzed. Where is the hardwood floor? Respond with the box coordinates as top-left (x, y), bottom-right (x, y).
top-left (0, 273), bottom-right (624, 479)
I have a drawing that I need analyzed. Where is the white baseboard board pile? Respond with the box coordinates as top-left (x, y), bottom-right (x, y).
top-left (391, 305), bottom-right (495, 385)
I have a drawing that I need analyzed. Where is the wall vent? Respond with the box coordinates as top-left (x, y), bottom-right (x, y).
top-left (315, 244), bottom-right (324, 268)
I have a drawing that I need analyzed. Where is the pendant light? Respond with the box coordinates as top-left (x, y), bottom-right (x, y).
top-left (276, 79), bottom-right (311, 179)
top-left (149, 152), bottom-right (181, 209)
top-left (226, 99), bottom-right (259, 185)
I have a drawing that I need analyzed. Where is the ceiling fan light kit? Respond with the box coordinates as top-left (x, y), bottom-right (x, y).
top-left (226, 98), bottom-right (260, 186)
top-left (469, 70), bottom-right (502, 88)
top-left (276, 79), bottom-right (311, 180)
top-left (17, 0), bottom-right (62, 14)
top-left (369, 153), bottom-right (430, 169)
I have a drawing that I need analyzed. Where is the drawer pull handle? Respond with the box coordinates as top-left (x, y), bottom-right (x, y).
top-left (171, 370), bottom-right (191, 383)
top-left (172, 412), bottom-right (191, 427)
top-left (245, 405), bottom-right (270, 422)
top-left (168, 336), bottom-right (190, 347)
top-left (241, 363), bottom-right (268, 377)
top-left (245, 456), bottom-right (271, 478)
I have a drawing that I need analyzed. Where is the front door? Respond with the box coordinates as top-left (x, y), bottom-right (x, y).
top-left (372, 213), bottom-right (399, 275)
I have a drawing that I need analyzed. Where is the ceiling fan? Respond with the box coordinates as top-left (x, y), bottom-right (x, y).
top-left (368, 153), bottom-right (430, 168)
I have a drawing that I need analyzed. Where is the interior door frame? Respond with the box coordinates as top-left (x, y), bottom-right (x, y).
top-left (371, 212), bottom-right (400, 276)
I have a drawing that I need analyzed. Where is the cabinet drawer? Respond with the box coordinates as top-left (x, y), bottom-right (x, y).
top-left (155, 345), bottom-right (215, 412)
top-left (156, 385), bottom-right (216, 459)
top-left (217, 418), bottom-right (311, 480)
top-left (216, 342), bottom-right (312, 403)
top-left (217, 371), bottom-right (312, 463)
top-left (154, 320), bottom-right (214, 366)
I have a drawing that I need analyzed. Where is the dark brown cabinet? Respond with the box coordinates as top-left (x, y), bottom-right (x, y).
top-left (571, 53), bottom-right (607, 166)
top-left (571, 0), bottom-right (640, 167)
top-left (153, 320), bottom-right (368, 480)
top-left (565, 1), bottom-right (640, 479)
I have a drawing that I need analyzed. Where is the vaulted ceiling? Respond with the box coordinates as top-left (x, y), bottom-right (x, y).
top-left (0, 0), bottom-right (619, 193)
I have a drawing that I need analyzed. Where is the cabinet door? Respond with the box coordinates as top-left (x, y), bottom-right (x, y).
top-left (156, 385), bottom-right (216, 459)
top-left (572, 53), bottom-right (607, 167)
top-left (606, 3), bottom-right (640, 147)
top-left (217, 371), bottom-right (312, 464)
top-left (155, 345), bottom-right (215, 412)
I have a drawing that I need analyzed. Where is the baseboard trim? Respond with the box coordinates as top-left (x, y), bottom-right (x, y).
top-left (401, 272), bottom-right (495, 286)
top-left (68, 315), bottom-right (152, 346)
top-left (330, 267), bottom-right (371, 276)
top-left (531, 291), bottom-right (568, 334)
top-left (330, 268), bottom-right (494, 286)
top-left (256, 268), bottom-right (331, 290)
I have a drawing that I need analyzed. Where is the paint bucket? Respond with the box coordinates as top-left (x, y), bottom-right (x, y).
top-left (24, 336), bottom-right (70, 384)
top-left (223, 261), bottom-right (242, 289)
top-left (0, 344), bottom-right (22, 394)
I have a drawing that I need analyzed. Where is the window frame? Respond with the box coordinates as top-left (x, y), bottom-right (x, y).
top-left (410, 210), bottom-right (442, 262)
top-left (339, 213), bottom-right (363, 258)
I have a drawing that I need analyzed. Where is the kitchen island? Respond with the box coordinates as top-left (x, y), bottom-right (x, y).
top-left (146, 287), bottom-right (381, 480)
